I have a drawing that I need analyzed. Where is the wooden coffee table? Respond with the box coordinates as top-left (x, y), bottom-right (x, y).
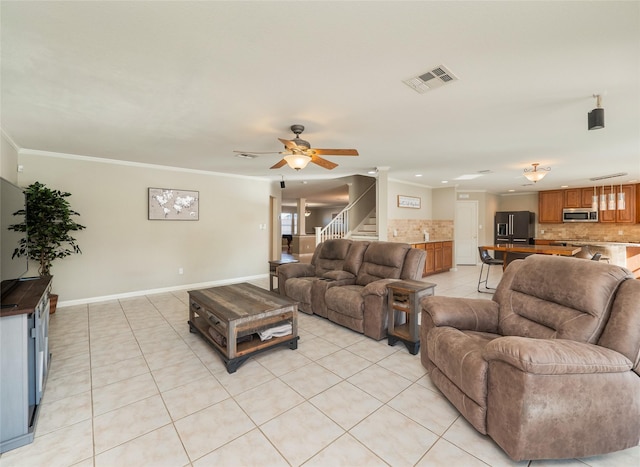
top-left (188, 283), bottom-right (299, 373)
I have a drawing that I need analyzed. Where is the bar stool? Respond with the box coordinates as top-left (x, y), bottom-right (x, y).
top-left (478, 247), bottom-right (504, 293)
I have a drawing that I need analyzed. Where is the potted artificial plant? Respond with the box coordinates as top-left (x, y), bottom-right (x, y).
top-left (9, 182), bottom-right (86, 313)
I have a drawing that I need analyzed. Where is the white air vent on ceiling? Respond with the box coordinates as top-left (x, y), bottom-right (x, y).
top-left (589, 172), bottom-right (627, 181)
top-left (403, 65), bottom-right (459, 94)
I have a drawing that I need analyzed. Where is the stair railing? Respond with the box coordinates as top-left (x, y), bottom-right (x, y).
top-left (315, 182), bottom-right (376, 245)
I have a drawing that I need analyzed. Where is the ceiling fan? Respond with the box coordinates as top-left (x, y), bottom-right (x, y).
top-left (234, 124), bottom-right (359, 170)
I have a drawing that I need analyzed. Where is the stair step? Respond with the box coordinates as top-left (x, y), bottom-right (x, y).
top-left (351, 234), bottom-right (379, 241)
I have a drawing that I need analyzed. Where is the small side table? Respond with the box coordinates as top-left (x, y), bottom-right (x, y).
top-left (269, 259), bottom-right (299, 292)
top-left (386, 279), bottom-right (436, 355)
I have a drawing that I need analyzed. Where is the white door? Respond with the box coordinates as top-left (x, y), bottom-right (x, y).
top-left (455, 200), bottom-right (479, 265)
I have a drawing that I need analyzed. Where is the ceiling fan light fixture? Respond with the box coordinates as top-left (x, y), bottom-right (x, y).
top-left (523, 163), bottom-right (550, 183)
top-left (283, 154), bottom-right (312, 171)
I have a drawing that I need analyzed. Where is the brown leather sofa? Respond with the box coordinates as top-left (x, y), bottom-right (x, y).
top-left (420, 254), bottom-right (640, 461)
top-left (278, 239), bottom-right (426, 340)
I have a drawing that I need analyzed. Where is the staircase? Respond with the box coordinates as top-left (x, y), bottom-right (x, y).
top-left (350, 210), bottom-right (378, 241)
top-left (315, 183), bottom-right (377, 244)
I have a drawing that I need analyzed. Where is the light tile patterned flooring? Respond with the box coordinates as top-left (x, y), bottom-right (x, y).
top-left (1, 265), bottom-right (638, 466)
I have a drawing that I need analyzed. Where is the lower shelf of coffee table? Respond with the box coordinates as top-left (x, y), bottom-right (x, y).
top-left (188, 316), bottom-right (298, 372)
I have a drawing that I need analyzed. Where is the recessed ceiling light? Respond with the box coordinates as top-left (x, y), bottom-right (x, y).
top-left (561, 185), bottom-right (569, 188)
top-left (441, 181), bottom-right (448, 184)
top-left (508, 189), bottom-right (515, 192)
top-left (415, 174), bottom-right (423, 177)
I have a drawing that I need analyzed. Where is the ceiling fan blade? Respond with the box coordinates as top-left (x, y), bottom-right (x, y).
top-left (270, 159), bottom-right (288, 169)
top-left (278, 138), bottom-right (299, 151)
top-left (311, 156), bottom-right (338, 170)
top-left (309, 148), bottom-right (359, 156)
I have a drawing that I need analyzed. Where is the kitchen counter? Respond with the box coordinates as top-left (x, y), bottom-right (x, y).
top-left (406, 239), bottom-right (453, 245)
top-left (535, 239), bottom-right (640, 247)
top-left (535, 239), bottom-right (639, 272)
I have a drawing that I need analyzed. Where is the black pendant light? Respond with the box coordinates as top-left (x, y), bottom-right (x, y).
top-left (588, 94), bottom-right (604, 130)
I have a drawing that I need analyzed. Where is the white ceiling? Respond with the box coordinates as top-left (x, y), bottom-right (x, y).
top-left (2, 1), bottom-right (639, 203)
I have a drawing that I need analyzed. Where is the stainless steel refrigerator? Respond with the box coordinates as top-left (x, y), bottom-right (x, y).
top-left (494, 211), bottom-right (535, 260)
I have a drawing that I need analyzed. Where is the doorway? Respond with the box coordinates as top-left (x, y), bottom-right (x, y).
top-left (455, 200), bottom-right (479, 265)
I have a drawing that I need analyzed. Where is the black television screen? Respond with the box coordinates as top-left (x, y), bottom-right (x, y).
top-left (1, 177), bottom-right (29, 288)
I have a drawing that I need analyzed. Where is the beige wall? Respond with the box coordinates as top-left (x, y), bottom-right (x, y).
top-left (432, 186), bottom-right (456, 220)
top-left (17, 151), bottom-right (272, 304)
top-left (1, 132), bottom-right (19, 183)
top-left (388, 179), bottom-right (433, 220)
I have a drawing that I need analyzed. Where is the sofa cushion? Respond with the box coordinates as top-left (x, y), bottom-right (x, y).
top-left (427, 327), bottom-right (500, 407)
top-left (343, 241), bottom-right (369, 276)
top-left (324, 285), bottom-right (365, 319)
top-left (356, 241), bottom-right (410, 286)
top-left (314, 239), bottom-right (352, 276)
top-left (498, 255), bottom-right (630, 343)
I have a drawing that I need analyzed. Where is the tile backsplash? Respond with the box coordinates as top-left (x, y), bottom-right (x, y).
top-left (537, 223), bottom-right (640, 243)
top-left (388, 219), bottom-right (454, 243)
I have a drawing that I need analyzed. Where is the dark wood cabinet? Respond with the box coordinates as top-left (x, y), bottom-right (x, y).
top-left (538, 190), bottom-right (564, 223)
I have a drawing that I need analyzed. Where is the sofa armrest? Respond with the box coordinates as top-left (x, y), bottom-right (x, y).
top-left (323, 270), bottom-right (355, 281)
top-left (278, 263), bottom-right (315, 280)
top-left (484, 336), bottom-right (633, 375)
top-left (422, 296), bottom-right (499, 333)
top-left (361, 278), bottom-right (400, 297)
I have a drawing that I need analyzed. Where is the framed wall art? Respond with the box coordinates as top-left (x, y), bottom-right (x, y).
top-left (148, 188), bottom-right (199, 220)
top-left (397, 195), bottom-right (421, 209)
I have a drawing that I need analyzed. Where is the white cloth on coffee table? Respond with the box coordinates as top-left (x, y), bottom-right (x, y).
top-left (258, 323), bottom-right (292, 341)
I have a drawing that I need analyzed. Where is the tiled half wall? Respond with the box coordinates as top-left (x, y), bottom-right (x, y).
top-left (388, 219), bottom-right (454, 243)
top-left (537, 223), bottom-right (640, 244)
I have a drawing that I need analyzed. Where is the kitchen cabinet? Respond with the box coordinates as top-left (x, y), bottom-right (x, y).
top-left (538, 190), bottom-right (563, 223)
top-left (442, 241), bottom-right (453, 270)
top-left (541, 185), bottom-right (637, 224)
top-left (581, 188), bottom-right (598, 208)
top-left (598, 185), bottom-right (635, 223)
top-left (616, 185), bottom-right (636, 223)
top-left (434, 242), bottom-right (443, 271)
top-left (564, 188), bottom-right (597, 208)
top-left (637, 184), bottom-right (640, 223)
top-left (424, 243), bottom-right (435, 275)
top-left (564, 189), bottom-right (581, 208)
top-left (413, 241), bottom-right (453, 276)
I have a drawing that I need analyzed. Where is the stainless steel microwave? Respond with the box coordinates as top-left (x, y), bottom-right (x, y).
top-left (562, 208), bottom-right (598, 222)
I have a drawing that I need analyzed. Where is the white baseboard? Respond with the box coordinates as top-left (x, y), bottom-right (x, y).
top-left (57, 273), bottom-right (269, 308)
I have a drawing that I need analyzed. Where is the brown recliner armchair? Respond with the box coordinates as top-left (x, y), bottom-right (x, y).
top-left (420, 254), bottom-right (640, 461)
